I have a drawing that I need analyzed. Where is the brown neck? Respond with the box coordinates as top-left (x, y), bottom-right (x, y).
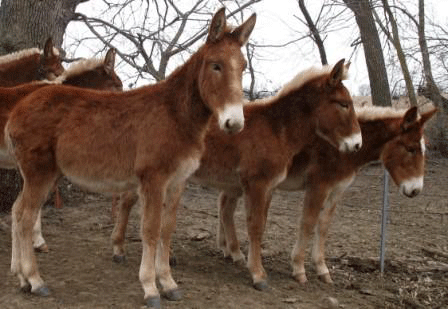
top-left (161, 51), bottom-right (212, 142)
top-left (62, 70), bottom-right (101, 88)
top-left (247, 89), bottom-right (318, 154)
top-left (0, 54), bottom-right (41, 86)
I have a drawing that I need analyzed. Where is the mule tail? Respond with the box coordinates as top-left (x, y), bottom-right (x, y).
top-left (4, 121), bottom-right (18, 162)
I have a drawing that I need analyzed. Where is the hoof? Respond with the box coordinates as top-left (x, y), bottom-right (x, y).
top-left (318, 273), bottom-right (333, 284)
top-left (144, 296), bottom-right (161, 309)
top-left (233, 257), bottom-right (246, 267)
top-left (112, 255), bottom-right (127, 264)
top-left (253, 280), bottom-right (269, 291)
top-left (162, 288), bottom-right (182, 301)
top-left (169, 255), bottom-right (177, 267)
top-left (293, 273), bottom-right (308, 285)
top-left (32, 286), bottom-right (50, 297)
top-left (34, 244), bottom-right (49, 253)
top-left (19, 283), bottom-right (32, 294)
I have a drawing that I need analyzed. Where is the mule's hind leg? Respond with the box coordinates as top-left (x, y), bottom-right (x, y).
top-left (33, 208), bottom-right (49, 253)
top-left (291, 186), bottom-right (329, 284)
top-left (11, 191), bottom-right (28, 291)
top-left (156, 182), bottom-right (184, 301)
top-left (111, 190), bottom-right (138, 263)
top-left (12, 174), bottom-right (57, 296)
top-left (312, 179), bottom-right (352, 284)
top-left (217, 189), bottom-right (245, 263)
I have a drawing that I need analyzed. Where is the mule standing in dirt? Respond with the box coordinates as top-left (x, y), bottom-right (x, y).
top-left (0, 48), bottom-right (122, 252)
top-left (5, 8), bottom-right (256, 308)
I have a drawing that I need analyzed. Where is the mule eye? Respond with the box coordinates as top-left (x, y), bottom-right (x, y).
top-left (406, 147), bottom-right (417, 155)
top-left (338, 101), bottom-right (349, 109)
top-left (212, 63), bottom-right (222, 72)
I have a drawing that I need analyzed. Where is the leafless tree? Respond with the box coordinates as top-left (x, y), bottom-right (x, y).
top-left (297, 0), bottom-right (328, 65)
top-left (294, 0), bottom-right (354, 66)
top-left (372, 0), bottom-right (418, 106)
top-left (416, 0), bottom-right (448, 112)
top-left (70, 0), bottom-right (260, 87)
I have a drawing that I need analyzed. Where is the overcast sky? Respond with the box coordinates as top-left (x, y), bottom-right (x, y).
top-left (65, 0), bottom-right (448, 95)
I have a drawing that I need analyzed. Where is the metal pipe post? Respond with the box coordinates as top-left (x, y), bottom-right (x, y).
top-left (380, 169), bottom-right (390, 273)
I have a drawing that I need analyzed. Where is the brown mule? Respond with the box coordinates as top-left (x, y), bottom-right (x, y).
top-left (6, 8), bottom-right (256, 308)
top-left (0, 48), bottom-right (122, 252)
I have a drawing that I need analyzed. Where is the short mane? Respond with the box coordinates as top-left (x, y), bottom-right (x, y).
top-left (0, 47), bottom-right (60, 66)
top-left (254, 63), bottom-right (349, 106)
top-left (277, 63), bottom-right (348, 99)
top-left (0, 48), bottom-right (41, 65)
top-left (51, 58), bottom-right (105, 83)
top-left (355, 105), bottom-right (409, 121)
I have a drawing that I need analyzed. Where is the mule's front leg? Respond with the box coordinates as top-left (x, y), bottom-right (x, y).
top-left (291, 186), bottom-right (329, 284)
top-left (156, 183), bottom-right (184, 301)
top-left (217, 190), bottom-right (245, 264)
top-left (311, 199), bottom-right (337, 284)
top-left (244, 181), bottom-right (272, 291)
top-left (111, 191), bottom-right (138, 263)
top-left (139, 174), bottom-right (170, 308)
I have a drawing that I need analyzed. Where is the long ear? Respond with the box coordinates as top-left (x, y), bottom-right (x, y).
top-left (232, 13), bottom-right (257, 46)
top-left (419, 107), bottom-right (438, 125)
top-left (344, 61), bottom-right (351, 71)
top-left (104, 48), bottom-right (116, 74)
top-left (44, 37), bottom-right (56, 58)
top-left (401, 106), bottom-right (419, 131)
top-left (329, 59), bottom-right (346, 87)
top-left (207, 7), bottom-right (227, 43)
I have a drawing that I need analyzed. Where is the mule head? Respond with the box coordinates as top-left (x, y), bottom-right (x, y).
top-left (58, 48), bottom-right (123, 91)
top-left (313, 59), bottom-right (362, 153)
top-left (381, 107), bottom-right (437, 197)
top-left (198, 7), bottom-right (256, 134)
top-left (91, 48), bottom-right (123, 91)
top-left (39, 37), bottom-right (64, 81)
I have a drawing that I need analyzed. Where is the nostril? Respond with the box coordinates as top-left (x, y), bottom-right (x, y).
top-left (225, 119), bottom-right (232, 130)
top-left (411, 189), bottom-right (418, 197)
top-left (354, 143), bottom-right (361, 151)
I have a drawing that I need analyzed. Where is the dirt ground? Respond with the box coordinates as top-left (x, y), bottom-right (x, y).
top-left (1, 156), bottom-right (447, 309)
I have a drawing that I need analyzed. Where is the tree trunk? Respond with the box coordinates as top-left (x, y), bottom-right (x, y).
top-left (417, 0), bottom-right (448, 156)
top-left (417, 0), bottom-right (448, 112)
top-left (343, 0), bottom-right (392, 107)
top-left (0, 0), bottom-right (88, 54)
top-left (0, 0), bottom-right (87, 213)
